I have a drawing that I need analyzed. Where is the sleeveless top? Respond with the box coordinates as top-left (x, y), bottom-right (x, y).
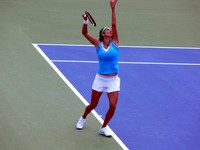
top-left (96, 41), bottom-right (119, 74)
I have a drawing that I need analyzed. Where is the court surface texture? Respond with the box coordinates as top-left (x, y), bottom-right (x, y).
top-left (33, 43), bottom-right (200, 150)
top-left (1, 0), bottom-right (200, 150)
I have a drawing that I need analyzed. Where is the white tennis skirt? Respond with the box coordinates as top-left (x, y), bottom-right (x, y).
top-left (92, 74), bottom-right (120, 93)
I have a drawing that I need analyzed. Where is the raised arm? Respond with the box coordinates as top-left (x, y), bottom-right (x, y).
top-left (82, 13), bottom-right (100, 48)
top-left (110, 0), bottom-right (119, 46)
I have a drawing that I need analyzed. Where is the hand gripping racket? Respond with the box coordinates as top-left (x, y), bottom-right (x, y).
top-left (85, 10), bottom-right (96, 27)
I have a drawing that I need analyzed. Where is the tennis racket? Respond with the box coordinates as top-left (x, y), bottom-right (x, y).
top-left (85, 10), bottom-right (96, 27)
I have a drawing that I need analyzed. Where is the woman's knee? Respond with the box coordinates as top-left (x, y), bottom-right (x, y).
top-left (88, 102), bottom-right (98, 110)
top-left (109, 103), bottom-right (117, 111)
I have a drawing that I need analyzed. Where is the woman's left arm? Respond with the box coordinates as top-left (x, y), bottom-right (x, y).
top-left (110, 0), bottom-right (119, 46)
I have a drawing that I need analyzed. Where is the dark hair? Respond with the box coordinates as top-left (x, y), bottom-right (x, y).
top-left (99, 27), bottom-right (104, 42)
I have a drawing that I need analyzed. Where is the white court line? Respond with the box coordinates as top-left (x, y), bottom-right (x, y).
top-left (32, 44), bottom-right (129, 150)
top-left (51, 60), bottom-right (200, 66)
top-left (33, 43), bottom-right (200, 150)
top-left (33, 43), bottom-right (200, 50)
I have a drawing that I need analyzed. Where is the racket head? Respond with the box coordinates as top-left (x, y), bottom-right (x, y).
top-left (85, 10), bottom-right (96, 27)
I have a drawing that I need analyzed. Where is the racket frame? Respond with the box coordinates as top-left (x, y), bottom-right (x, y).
top-left (85, 10), bottom-right (96, 27)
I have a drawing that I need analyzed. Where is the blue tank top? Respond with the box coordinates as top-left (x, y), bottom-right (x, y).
top-left (96, 41), bottom-right (119, 74)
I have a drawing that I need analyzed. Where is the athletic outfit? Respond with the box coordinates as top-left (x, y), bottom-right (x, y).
top-left (92, 41), bottom-right (120, 93)
top-left (76, 41), bottom-right (120, 137)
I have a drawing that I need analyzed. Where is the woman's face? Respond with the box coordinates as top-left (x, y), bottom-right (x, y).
top-left (103, 28), bottom-right (112, 37)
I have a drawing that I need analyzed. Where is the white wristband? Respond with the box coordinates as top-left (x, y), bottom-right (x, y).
top-left (83, 20), bottom-right (88, 24)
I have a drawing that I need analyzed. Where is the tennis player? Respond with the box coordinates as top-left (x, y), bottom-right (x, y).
top-left (76, 0), bottom-right (119, 137)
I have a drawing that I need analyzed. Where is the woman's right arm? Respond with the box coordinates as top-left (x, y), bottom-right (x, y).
top-left (82, 13), bottom-right (100, 48)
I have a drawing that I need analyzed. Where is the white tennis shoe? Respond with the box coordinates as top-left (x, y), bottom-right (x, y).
top-left (76, 117), bottom-right (86, 129)
top-left (99, 127), bottom-right (112, 137)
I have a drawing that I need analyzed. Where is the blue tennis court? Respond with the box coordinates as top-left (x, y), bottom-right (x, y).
top-left (33, 44), bottom-right (200, 150)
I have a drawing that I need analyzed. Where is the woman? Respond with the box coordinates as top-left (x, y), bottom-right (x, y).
top-left (76, 0), bottom-right (119, 137)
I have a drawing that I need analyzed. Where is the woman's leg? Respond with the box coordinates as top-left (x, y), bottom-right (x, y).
top-left (82, 89), bottom-right (102, 119)
top-left (102, 91), bottom-right (119, 127)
